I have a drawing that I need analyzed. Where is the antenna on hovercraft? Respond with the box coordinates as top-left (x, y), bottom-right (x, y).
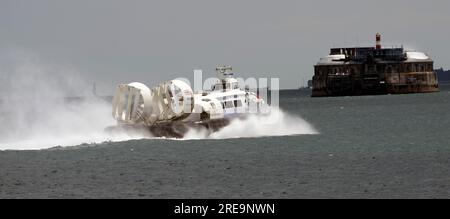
top-left (215, 65), bottom-right (234, 80)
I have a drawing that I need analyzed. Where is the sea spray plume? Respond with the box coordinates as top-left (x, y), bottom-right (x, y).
top-left (210, 108), bottom-right (318, 138)
top-left (182, 107), bottom-right (318, 139)
top-left (0, 52), bottom-right (146, 150)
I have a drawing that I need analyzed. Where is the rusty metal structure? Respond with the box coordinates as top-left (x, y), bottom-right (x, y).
top-left (312, 34), bottom-right (439, 97)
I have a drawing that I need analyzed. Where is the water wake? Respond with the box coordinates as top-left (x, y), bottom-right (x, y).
top-left (183, 108), bottom-right (318, 140)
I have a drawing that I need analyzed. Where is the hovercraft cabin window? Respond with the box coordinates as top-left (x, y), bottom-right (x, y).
top-left (221, 100), bottom-right (241, 109)
top-left (234, 100), bottom-right (242, 107)
top-left (221, 101), bottom-right (232, 109)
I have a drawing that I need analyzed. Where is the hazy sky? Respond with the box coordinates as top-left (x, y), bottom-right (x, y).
top-left (1, 0), bottom-right (449, 93)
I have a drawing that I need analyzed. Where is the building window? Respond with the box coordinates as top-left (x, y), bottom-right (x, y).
top-left (386, 66), bottom-right (392, 74)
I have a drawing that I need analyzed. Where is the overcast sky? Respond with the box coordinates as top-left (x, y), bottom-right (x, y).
top-left (1, 0), bottom-right (449, 93)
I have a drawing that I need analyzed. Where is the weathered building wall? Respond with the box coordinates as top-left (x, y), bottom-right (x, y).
top-left (312, 61), bottom-right (439, 97)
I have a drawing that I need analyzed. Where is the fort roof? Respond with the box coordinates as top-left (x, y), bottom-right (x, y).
top-left (317, 47), bottom-right (431, 65)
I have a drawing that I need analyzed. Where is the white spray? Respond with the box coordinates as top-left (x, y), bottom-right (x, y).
top-left (0, 52), bottom-right (145, 150)
top-left (183, 107), bottom-right (318, 140)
